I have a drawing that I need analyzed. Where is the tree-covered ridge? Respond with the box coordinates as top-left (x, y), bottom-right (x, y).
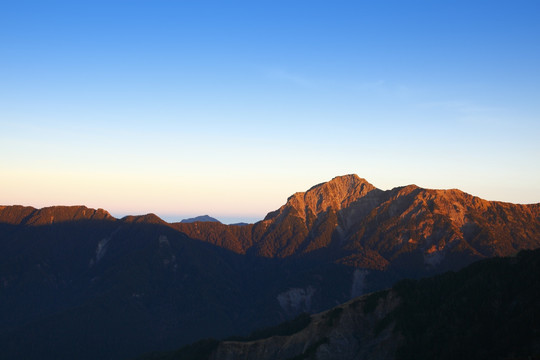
top-left (383, 248), bottom-right (540, 360)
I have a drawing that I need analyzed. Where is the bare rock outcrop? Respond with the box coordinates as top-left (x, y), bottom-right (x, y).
top-left (210, 291), bottom-right (401, 360)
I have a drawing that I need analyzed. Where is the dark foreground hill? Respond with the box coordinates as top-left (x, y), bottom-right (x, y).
top-left (140, 248), bottom-right (540, 360)
top-left (0, 175), bottom-right (539, 359)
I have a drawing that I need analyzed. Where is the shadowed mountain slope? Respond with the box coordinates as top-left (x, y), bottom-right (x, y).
top-left (0, 214), bottom-right (293, 359)
top-left (0, 206), bottom-right (362, 359)
top-left (139, 248), bottom-right (540, 360)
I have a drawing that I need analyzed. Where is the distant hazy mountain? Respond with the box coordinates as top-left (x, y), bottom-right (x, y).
top-left (0, 174), bottom-right (539, 359)
top-left (180, 215), bottom-right (221, 223)
top-left (143, 248), bottom-right (540, 360)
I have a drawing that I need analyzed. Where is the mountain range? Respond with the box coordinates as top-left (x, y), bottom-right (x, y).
top-left (175, 175), bottom-right (540, 271)
top-left (1, 174), bottom-right (539, 359)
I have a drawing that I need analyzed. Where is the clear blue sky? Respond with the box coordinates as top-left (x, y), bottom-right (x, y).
top-left (1, 0), bottom-right (539, 223)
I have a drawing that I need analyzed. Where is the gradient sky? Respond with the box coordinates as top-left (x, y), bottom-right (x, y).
top-left (1, 0), bottom-right (539, 223)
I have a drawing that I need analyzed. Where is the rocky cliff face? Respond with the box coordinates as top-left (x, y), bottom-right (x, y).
top-left (263, 175), bottom-right (378, 224)
top-left (250, 175), bottom-right (383, 257)
top-left (210, 292), bottom-right (401, 360)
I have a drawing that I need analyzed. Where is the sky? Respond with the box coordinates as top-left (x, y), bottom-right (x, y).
top-left (1, 0), bottom-right (539, 224)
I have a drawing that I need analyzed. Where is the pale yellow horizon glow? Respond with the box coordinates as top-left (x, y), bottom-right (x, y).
top-left (2, 167), bottom-right (540, 225)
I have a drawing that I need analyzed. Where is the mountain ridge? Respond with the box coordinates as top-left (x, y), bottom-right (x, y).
top-left (172, 175), bottom-right (540, 269)
top-left (0, 205), bottom-right (114, 225)
top-left (2, 175), bottom-right (539, 267)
